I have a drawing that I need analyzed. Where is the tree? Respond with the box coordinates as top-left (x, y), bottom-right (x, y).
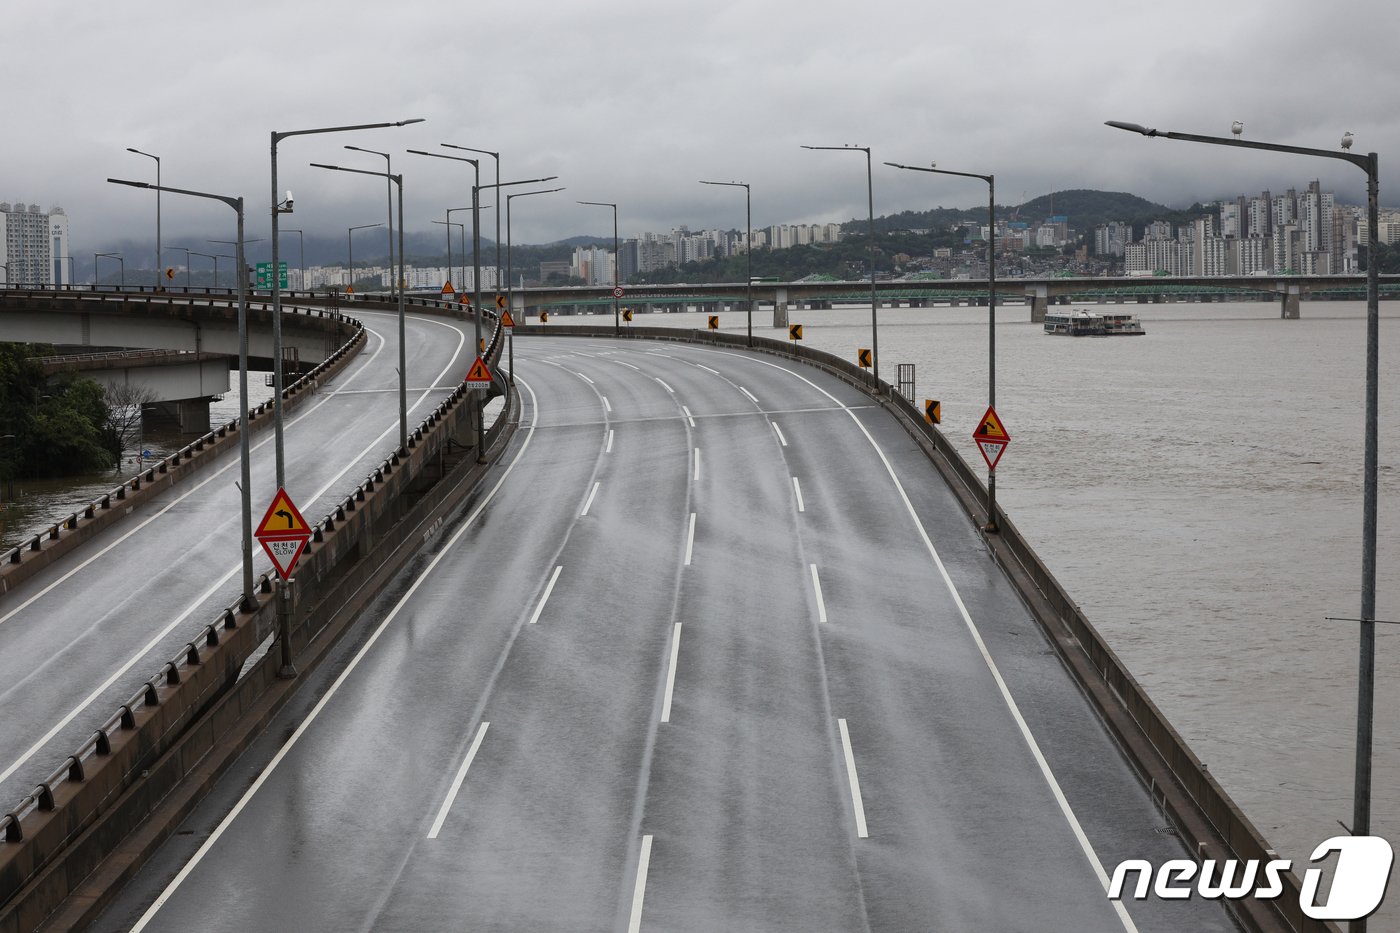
top-left (0, 345), bottom-right (117, 479)
top-left (102, 381), bottom-right (156, 463)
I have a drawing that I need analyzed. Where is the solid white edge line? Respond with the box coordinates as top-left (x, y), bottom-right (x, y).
top-left (740, 386), bottom-right (758, 403)
top-left (837, 718), bottom-right (869, 838)
top-left (627, 834), bottom-right (654, 933)
top-left (697, 364), bottom-right (719, 375)
top-left (711, 350), bottom-right (1139, 933)
top-left (127, 373), bottom-right (544, 933)
top-left (655, 377), bottom-right (674, 393)
top-left (606, 429), bottom-right (615, 453)
top-left (681, 405), bottom-right (695, 427)
top-left (693, 447), bottom-right (701, 482)
top-left (772, 422), bottom-right (788, 447)
top-left (577, 372), bottom-right (595, 385)
top-left (581, 482), bottom-right (600, 517)
top-left (660, 623), bottom-right (682, 723)
top-left (793, 476), bottom-right (806, 513)
top-left (810, 563), bottom-right (827, 624)
top-left (426, 721), bottom-right (490, 839)
top-left (603, 396), bottom-right (612, 412)
top-left (528, 566), bottom-right (563, 624)
top-left (684, 513), bottom-right (696, 566)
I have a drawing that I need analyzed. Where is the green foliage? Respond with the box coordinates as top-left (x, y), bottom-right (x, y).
top-left (1358, 241), bottom-right (1400, 273)
top-left (0, 345), bottom-right (115, 480)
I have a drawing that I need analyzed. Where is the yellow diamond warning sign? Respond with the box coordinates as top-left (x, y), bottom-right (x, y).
top-left (465, 356), bottom-right (493, 384)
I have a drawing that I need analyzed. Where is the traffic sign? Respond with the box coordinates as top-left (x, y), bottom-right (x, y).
top-left (165, 267), bottom-right (175, 281)
top-left (540, 311), bottom-right (549, 323)
top-left (501, 309), bottom-right (516, 328)
top-left (789, 324), bottom-right (803, 341)
top-left (442, 280), bottom-right (454, 295)
top-left (255, 261), bottom-right (288, 289)
top-left (254, 487), bottom-right (312, 579)
top-left (612, 286), bottom-right (625, 299)
top-left (972, 405), bottom-right (1010, 471)
top-left (708, 315), bottom-right (719, 331)
top-left (924, 399), bottom-right (941, 425)
top-left (623, 308), bottom-right (633, 322)
top-left (496, 294), bottom-right (507, 309)
top-left (857, 348), bottom-right (872, 368)
top-left (465, 356), bottom-right (493, 384)
top-left (478, 338), bottom-right (485, 353)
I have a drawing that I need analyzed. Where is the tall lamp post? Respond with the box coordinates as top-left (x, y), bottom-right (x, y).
top-left (699, 179), bottom-right (752, 346)
top-left (506, 186), bottom-right (565, 379)
top-left (269, 117), bottom-right (423, 492)
top-left (886, 160), bottom-right (999, 532)
top-left (107, 177), bottom-right (256, 612)
top-left (432, 218), bottom-right (465, 292)
top-left (311, 162), bottom-right (409, 454)
top-left (190, 251), bottom-right (220, 287)
top-left (442, 145), bottom-right (501, 294)
top-left (1108, 120), bottom-right (1381, 911)
top-left (344, 146), bottom-right (398, 289)
top-left (95, 252), bottom-right (124, 288)
top-left (126, 148), bottom-right (160, 290)
top-left (346, 223), bottom-right (384, 293)
top-left (408, 150), bottom-right (482, 350)
top-left (803, 144), bottom-right (879, 380)
top-left (211, 238), bottom-right (263, 293)
top-left (446, 207), bottom-right (472, 290)
top-left (578, 200), bottom-right (619, 334)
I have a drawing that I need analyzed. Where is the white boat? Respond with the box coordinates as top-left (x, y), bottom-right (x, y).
top-left (1044, 309), bottom-right (1145, 336)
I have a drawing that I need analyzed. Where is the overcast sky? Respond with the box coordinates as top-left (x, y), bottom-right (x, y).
top-left (7, 0), bottom-right (1399, 263)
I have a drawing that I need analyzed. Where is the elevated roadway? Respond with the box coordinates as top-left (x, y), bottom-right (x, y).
top-left (0, 305), bottom-right (477, 816)
top-left (93, 336), bottom-right (1236, 932)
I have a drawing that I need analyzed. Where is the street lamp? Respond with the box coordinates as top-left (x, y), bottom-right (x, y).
top-left (269, 117), bottom-right (424, 492)
top-left (1107, 120), bottom-right (1382, 910)
top-left (442, 145), bottom-right (501, 294)
top-left (211, 238), bottom-right (263, 292)
top-left (408, 150), bottom-right (481, 351)
top-left (189, 251), bottom-right (220, 287)
top-left (699, 179), bottom-right (752, 346)
top-left (885, 159), bottom-right (999, 532)
top-left (432, 218), bottom-right (464, 293)
top-left (282, 229), bottom-right (305, 291)
top-left (95, 252), bottom-right (124, 288)
top-left (347, 223), bottom-right (384, 293)
top-left (310, 162), bottom-right (408, 454)
top-left (108, 176), bottom-right (256, 614)
top-left (578, 200), bottom-right (619, 334)
top-left (344, 145), bottom-right (397, 286)
top-left (446, 207), bottom-right (472, 292)
top-left (803, 144), bottom-right (879, 379)
top-left (126, 147), bottom-right (160, 290)
top-left (506, 186), bottom-right (565, 378)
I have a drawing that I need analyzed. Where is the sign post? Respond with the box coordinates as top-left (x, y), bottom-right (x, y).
top-left (254, 487), bottom-right (311, 678)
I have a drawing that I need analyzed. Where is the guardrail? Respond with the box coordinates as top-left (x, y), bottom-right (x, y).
top-left (0, 306), bottom-right (366, 595)
top-left (508, 322), bottom-right (1332, 933)
top-left (0, 317), bottom-right (510, 931)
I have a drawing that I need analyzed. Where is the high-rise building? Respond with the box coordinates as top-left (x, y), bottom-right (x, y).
top-left (0, 202), bottom-right (69, 286)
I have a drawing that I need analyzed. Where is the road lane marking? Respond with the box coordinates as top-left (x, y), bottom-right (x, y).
top-left (684, 513), bottom-right (696, 566)
top-left (837, 719), bottom-right (869, 838)
top-left (660, 623), bottom-right (682, 723)
top-left (739, 386), bottom-right (758, 404)
top-left (528, 566), bottom-right (563, 624)
top-left (627, 835), bottom-right (655, 933)
top-left (606, 429), bottom-right (615, 453)
top-left (772, 422), bottom-right (788, 446)
top-left (613, 360), bottom-right (641, 371)
top-left (426, 722), bottom-right (490, 839)
top-left (681, 405), bottom-right (695, 427)
top-left (574, 372), bottom-right (595, 384)
top-left (810, 564), bottom-right (827, 624)
top-left (603, 396), bottom-right (612, 412)
top-left (126, 374), bottom-right (545, 933)
top-left (697, 364), bottom-right (719, 375)
top-left (693, 448), bottom-right (701, 482)
top-left (792, 477), bottom-right (806, 513)
top-left (581, 482), bottom-right (601, 517)
top-left (700, 348), bottom-right (1139, 932)
top-left (655, 377), bottom-right (674, 393)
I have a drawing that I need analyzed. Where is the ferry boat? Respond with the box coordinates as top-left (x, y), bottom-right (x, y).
top-left (1043, 309), bottom-right (1145, 336)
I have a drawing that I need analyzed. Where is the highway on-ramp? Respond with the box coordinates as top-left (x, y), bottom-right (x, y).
top-left (92, 336), bottom-right (1236, 932)
top-left (0, 308), bottom-right (474, 811)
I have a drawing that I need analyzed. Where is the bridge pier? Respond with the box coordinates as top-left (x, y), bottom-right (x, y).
top-left (1027, 285), bottom-right (1049, 323)
top-left (146, 397), bottom-right (212, 434)
top-left (1280, 287), bottom-right (1301, 319)
top-left (773, 287), bottom-right (789, 328)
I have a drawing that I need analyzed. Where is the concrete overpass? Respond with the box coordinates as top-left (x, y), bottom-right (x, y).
top-left (33, 349), bottom-right (231, 433)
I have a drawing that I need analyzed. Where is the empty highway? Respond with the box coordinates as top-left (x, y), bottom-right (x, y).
top-left (92, 336), bottom-right (1235, 932)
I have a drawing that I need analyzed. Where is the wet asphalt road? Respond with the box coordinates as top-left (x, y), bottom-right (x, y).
top-left (91, 336), bottom-right (1237, 932)
top-left (0, 309), bottom-right (473, 808)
